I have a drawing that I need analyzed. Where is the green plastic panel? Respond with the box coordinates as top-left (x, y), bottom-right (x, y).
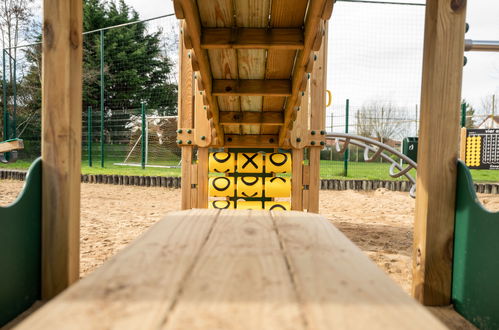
top-left (0, 158), bottom-right (41, 327)
top-left (453, 160), bottom-right (499, 330)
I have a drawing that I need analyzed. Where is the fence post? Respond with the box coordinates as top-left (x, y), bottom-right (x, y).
top-left (88, 106), bottom-right (92, 167)
top-left (12, 55), bottom-right (16, 138)
top-left (2, 49), bottom-right (8, 141)
top-left (461, 103), bottom-right (466, 128)
top-left (141, 103), bottom-right (146, 169)
top-left (344, 99), bottom-right (349, 176)
top-left (100, 30), bottom-right (105, 168)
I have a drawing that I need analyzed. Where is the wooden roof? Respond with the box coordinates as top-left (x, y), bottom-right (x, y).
top-left (174, 0), bottom-right (333, 147)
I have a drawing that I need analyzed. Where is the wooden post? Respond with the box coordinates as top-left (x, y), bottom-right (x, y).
top-left (41, 0), bottom-right (83, 299)
top-left (459, 127), bottom-right (467, 161)
top-left (197, 147), bottom-right (209, 208)
top-left (412, 0), bottom-right (467, 305)
top-left (307, 23), bottom-right (328, 213)
top-left (291, 148), bottom-right (304, 211)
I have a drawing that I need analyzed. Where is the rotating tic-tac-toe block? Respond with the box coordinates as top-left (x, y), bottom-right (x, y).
top-left (265, 153), bottom-right (292, 173)
top-left (237, 177), bottom-right (263, 198)
top-left (237, 153), bottom-right (264, 173)
top-left (208, 177), bottom-right (235, 197)
top-left (264, 202), bottom-right (291, 211)
top-left (236, 201), bottom-right (263, 210)
top-left (264, 177), bottom-right (291, 197)
top-left (209, 200), bottom-right (235, 210)
top-left (209, 152), bottom-right (236, 173)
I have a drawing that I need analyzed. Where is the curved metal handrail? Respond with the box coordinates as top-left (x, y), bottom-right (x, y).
top-left (326, 133), bottom-right (417, 198)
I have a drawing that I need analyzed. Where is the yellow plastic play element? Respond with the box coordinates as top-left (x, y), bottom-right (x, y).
top-left (264, 202), bottom-right (291, 211)
top-left (237, 152), bottom-right (264, 173)
top-left (209, 200), bottom-right (235, 209)
top-left (465, 136), bottom-right (481, 167)
top-left (265, 177), bottom-right (291, 197)
top-left (236, 201), bottom-right (263, 210)
top-left (209, 152), bottom-right (236, 173)
top-left (237, 177), bottom-right (263, 198)
top-left (208, 177), bottom-right (235, 197)
top-left (265, 153), bottom-right (292, 173)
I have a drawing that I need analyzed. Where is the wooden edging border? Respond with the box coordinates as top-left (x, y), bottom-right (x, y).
top-left (2, 169), bottom-right (499, 194)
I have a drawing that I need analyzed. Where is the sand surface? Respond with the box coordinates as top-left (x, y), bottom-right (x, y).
top-left (2, 179), bottom-right (499, 294)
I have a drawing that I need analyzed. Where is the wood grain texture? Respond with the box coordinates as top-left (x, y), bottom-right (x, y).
top-left (459, 127), bottom-right (467, 160)
top-left (17, 210), bottom-right (219, 329)
top-left (179, 31), bottom-right (194, 129)
top-left (0, 139), bottom-right (23, 153)
top-left (291, 149), bottom-right (304, 210)
top-left (181, 146), bottom-right (193, 210)
top-left (164, 210), bottom-right (304, 330)
top-left (412, 0), bottom-right (467, 305)
top-left (196, 148), bottom-right (209, 208)
top-left (272, 211), bottom-right (447, 330)
top-left (41, 0), bottom-right (82, 299)
top-left (202, 28), bottom-right (304, 49)
top-left (18, 210), bottom-right (446, 329)
top-left (308, 147), bottom-right (321, 213)
top-left (213, 80), bottom-right (292, 97)
top-left (224, 134), bottom-right (278, 148)
top-left (428, 306), bottom-right (478, 330)
top-left (220, 111), bottom-right (283, 125)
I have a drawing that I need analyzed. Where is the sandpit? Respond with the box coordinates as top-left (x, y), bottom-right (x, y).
top-left (2, 179), bottom-right (499, 294)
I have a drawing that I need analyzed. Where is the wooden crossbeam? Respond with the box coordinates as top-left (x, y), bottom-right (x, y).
top-left (0, 139), bottom-right (23, 153)
top-left (224, 134), bottom-right (279, 148)
top-left (201, 28), bottom-right (304, 50)
top-left (279, 0), bottom-right (333, 144)
top-left (213, 80), bottom-right (292, 97)
top-left (220, 112), bottom-right (283, 125)
top-left (177, 0), bottom-right (224, 143)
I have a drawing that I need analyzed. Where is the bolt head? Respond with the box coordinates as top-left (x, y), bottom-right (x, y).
top-left (201, 136), bottom-right (206, 140)
top-left (320, 130), bottom-right (325, 135)
top-left (311, 141), bottom-right (316, 146)
top-left (311, 131), bottom-right (316, 135)
top-left (187, 140), bottom-right (192, 145)
top-left (177, 140), bottom-right (182, 144)
top-left (177, 129), bottom-right (182, 134)
top-left (187, 129), bottom-right (192, 134)
top-left (296, 138), bottom-right (302, 143)
top-left (320, 141), bottom-right (325, 146)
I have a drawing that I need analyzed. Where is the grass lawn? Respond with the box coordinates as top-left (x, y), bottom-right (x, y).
top-left (3, 158), bottom-right (499, 183)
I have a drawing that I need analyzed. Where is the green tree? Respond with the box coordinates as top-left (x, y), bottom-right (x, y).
top-left (461, 99), bottom-right (475, 128)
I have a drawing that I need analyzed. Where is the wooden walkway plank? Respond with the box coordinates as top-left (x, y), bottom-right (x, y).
top-left (271, 211), bottom-right (447, 330)
top-left (0, 139), bottom-right (23, 153)
top-left (16, 210), bottom-right (220, 330)
top-left (163, 210), bottom-right (305, 330)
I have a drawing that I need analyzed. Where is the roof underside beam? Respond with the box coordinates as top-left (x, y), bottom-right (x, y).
top-left (201, 28), bottom-right (305, 50)
top-left (220, 112), bottom-right (284, 126)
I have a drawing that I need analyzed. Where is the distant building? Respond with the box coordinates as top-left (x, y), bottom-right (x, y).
top-left (477, 116), bottom-right (499, 129)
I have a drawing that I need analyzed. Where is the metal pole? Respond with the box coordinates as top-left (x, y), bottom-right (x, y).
top-left (141, 103), bottom-right (146, 169)
top-left (88, 106), bottom-right (92, 167)
top-left (464, 39), bottom-right (499, 52)
top-left (460, 103), bottom-right (466, 128)
top-left (344, 99), bottom-right (349, 176)
top-left (12, 55), bottom-right (16, 138)
top-left (3, 49), bottom-right (8, 141)
top-left (100, 30), bottom-right (105, 168)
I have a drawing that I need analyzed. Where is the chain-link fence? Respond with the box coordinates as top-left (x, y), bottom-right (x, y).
top-left (2, 14), bottom-right (181, 169)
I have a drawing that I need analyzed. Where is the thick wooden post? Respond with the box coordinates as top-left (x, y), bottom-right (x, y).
top-left (412, 0), bottom-right (467, 305)
top-left (197, 147), bottom-right (209, 208)
top-left (291, 148), bottom-right (304, 211)
top-left (41, 0), bottom-right (83, 299)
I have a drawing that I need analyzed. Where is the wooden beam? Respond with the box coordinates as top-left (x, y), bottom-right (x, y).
top-left (177, 0), bottom-right (224, 143)
top-left (213, 80), bottom-right (291, 97)
top-left (224, 134), bottom-right (278, 148)
top-left (291, 149), bottom-right (304, 211)
top-left (279, 0), bottom-right (333, 144)
top-left (412, 0), bottom-right (467, 306)
top-left (201, 28), bottom-right (304, 50)
top-left (220, 112), bottom-right (283, 125)
top-left (196, 147), bottom-right (209, 208)
top-left (0, 139), bottom-right (23, 153)
top-left (181, 146), bottom-right (193, 210)
top-left (41, 0), bottom-right (82, 299)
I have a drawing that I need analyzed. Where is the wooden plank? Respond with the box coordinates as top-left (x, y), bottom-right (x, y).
top-left (194, 80), bottom-right (212, 147)
top-left (163, 210), bottom-right (305, 330)
top-left (181, 146), bottom-right (193, 210)
top-left (178, 0), bottom-right (223, 142)
top-left (220, 111), bottom-right (283, 125)
top-left (41, 0), bottom-right (82, 300)
top-left (202, 28), bottom-right (304, 50)
top-left (310, 22), bottom-right (328, 132)
top-left (197, 148), bottom-right (209, 208)
top-left (190, 163), bottom-right (198, 208)
top-left (291, 149), bottom-right (304, 211)
top-left (196, 0), bottom-right (233, 27)
top-left (412, 0), bottom-right (467, 306)
top-left (308, 147), bottom-right (321, 213)
top-left (17, 210), bottom-right (219, 329)
top-left (178, 30), bottom-right (194, 129)
top-left (0, 139), bottom-right (23, 153)
top-left (279, 0), bottom-right (333, 144)
top-left (459, 127), bottom-right (467, 160)
top-left (213, 80), bottom-right (292, 97)
top-left (272, 211), bottom-right (447, 330)
top-left (224, 134), bottom-right (278, 148)
top-left (428, 306), bottom-right (478, 330)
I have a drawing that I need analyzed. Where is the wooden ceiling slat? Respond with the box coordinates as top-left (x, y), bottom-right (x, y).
top-left (213, 80), bottom-right (292, 97)
top-left (201, 28), bottom-right (305, 50)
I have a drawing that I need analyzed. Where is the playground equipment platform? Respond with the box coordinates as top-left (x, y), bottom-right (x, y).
top-left (17, 210), bottom-right (445, 329)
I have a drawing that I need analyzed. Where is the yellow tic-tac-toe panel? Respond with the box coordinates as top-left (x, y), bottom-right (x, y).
top-left (265, 153), bottom-right (292, 173)
top-left (237, 153), bottom-right (264, 173)
top-left (209, 200), bottom-right (235, 209)
top-left (237, 177), bottom-right (263, 198)
top-left (236, 201), bottom-right (263, 210)
top-left (265, 177), bottom-right (291, 197)
top-left (265, 202), bottom-right (291, 211)
top-left (209, 177), bottom-right (235, 197)
top-left (209, 152), bottom-right (236, 173)
top-left (465, 136), bottom-right (481, 167)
